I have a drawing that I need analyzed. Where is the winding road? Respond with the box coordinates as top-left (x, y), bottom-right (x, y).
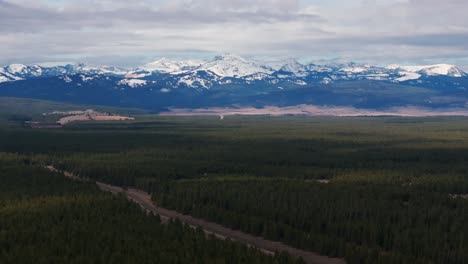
top-left (46, 166), bottom-right (346, 264)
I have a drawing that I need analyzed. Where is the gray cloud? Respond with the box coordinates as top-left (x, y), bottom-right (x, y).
top-left (0, 0), bottom-right (318, 32)
top-left (1, 0), bottom-right (468, 68)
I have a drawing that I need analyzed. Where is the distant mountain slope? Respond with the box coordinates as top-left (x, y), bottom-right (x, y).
top-left (0, 55), bottom-right (467, 111)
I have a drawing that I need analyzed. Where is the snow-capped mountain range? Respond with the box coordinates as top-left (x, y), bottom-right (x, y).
top-left (1, 54), bottom-right (466, 88)
top-left (0, 63), bottom-right (127, 83)
top-left (1, 54), bottom-right (468, 111)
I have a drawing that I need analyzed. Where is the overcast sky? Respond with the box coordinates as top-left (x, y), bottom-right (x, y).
top-left (1, 0), bottom-right (468, 68)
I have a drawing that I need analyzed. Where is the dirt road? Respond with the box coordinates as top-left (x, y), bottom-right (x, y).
top-left (47, 166), bottom-right (346, 264)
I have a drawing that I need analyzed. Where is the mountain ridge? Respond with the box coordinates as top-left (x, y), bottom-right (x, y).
top-left (1, 55), bottom-right (468, 112)
top-left (1, 55), bottom-right (466, 87)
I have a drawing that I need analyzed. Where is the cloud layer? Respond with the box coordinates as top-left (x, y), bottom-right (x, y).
top-left (1, 0), bottom-right (468, 68)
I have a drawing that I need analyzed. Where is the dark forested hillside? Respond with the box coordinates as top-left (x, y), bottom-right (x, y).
top-left (0, 76), bottom-right (465, 110)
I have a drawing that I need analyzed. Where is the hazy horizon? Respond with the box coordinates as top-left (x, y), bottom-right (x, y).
top-left (2, 54), bottom-right (468, 72)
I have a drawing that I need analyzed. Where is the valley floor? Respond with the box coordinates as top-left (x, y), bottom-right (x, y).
top-left (2, 114), bottom-right (468, 264)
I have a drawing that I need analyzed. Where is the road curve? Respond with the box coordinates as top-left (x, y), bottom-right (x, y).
top-left (48, 166), bottom-right (346, 264)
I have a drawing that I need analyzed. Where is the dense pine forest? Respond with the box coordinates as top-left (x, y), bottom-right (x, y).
top-left (1, 106), bottom-right (468, 263)
top-left (0, 153), bottom-right (301, 263)
top-left (155, 179), bottom-right (468, 263)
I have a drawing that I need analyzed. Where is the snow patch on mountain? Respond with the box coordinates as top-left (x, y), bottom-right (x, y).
top-left (244, 72), bottom-right (272, 81)
top-left (5, 64), bottom-right (28, 74)
top-left (386, 64), bottom-right (400, 70)
top-left (292, 80), bottom-right (307, 86)
top-left (280, 59), bottom-right (307, 73)
top-left (125, 71), bottom-right (150, 79)
top-left (199, 54), bottom-right (273, 78)
top-left (73, 64), bottom-right (127, 76)
top-left (388, 64), bottom-right (465, 77)
top-left (0, 70), bottom-right (24, 83)
top-left (140, 58), bottom-right (204, 74)
top-left (395, 72), bottom-right (422, 82)
top-left (80, 75), bottom-right (97, 82)
top-left (321, 77), bottom-right (333, 84)
top-left (60, 76), bottom-right (73, 83)
top-left (340, 67), bottom-right (367, 73)
top-left (365, 73), bottom-right (391, 81)
top-left (177, 75), bottom-right (210, 89)
top-left (118, 79), bottom-right (148, 88)
top-left (403, 64), bottom-right (461, 76)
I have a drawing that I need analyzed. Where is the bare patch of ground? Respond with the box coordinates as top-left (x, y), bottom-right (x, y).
top-left (304, 179), bottom-right (330, 184)
top-left (54, 110), bottom-right (134, 125)
top-left (449, 194), bottom-right (468, 200)
top-left (160, 105), bottom-right (468, 117)
top-left (44, 165), bottom-right (81, 180)
top-left (28, 110), bottom-right (135, 128)
top-left (316, 179), bottom-right (330, 184)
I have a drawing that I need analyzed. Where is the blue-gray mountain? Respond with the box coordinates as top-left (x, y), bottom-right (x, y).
top-left (1, 55), bottom-right (467, 111)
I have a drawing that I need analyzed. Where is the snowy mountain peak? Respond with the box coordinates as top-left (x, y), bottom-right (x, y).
top-left (139, 58), bottom-right (204, 74)
top-left (1, 58), bottom-right (467, 88)
top-left (6, 64), bottom-right (28, 74)
top-left (72, 63), bottom-right (128, 75)
top-left (279, 59), bottom-right (307, 73)
top-left (1, 64), bottom-right (43, 79)
top-left (387, 64), bottom-right (466, 77)
top-left (386, 64), bottom-right (400, 70)
top-left (200, 54), bottom-right (273, 78)
top-left (141, 58), bottom-right (183, 73)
